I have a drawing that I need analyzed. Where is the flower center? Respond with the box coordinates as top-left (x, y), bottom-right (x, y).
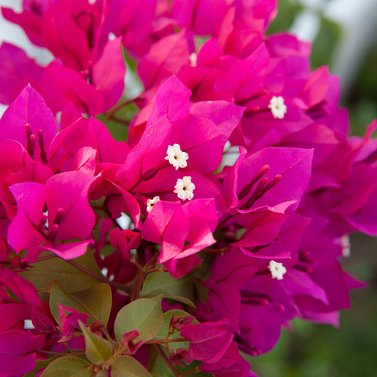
top-left (146, 196), bottom-right (161, 213)
top-left (165, 144), bottom-right (189, 170)
top-left (268, 260), bottom-right (287, 280)
top-left (174, 176), bottom-right (195, 201)
top-left (268, 96), bottom-right (287, 119)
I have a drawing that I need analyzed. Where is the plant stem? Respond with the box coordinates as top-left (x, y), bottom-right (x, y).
top-left (147, 338), bottom-right (187, 345)
top-left (106, 98), bottom-right (137, 119)
top-left (130, 268), bottom-right (146, 301)
top-left (65, 259), bottom-right (129, 293)
top-left (108, 114), bottom-right (130, 126)
top-left (37, 254), bottom-right (57, 262)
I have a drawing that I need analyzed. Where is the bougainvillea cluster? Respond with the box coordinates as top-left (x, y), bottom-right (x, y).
top-left (0, 0), bottom-right (376, 376)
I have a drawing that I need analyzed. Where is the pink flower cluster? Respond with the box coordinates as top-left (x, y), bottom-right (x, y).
top-left (0, 0), bottom-right (376, 376)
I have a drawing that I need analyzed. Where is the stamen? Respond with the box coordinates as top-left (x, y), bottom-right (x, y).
top-left (240, 174), bottom-right (282, 210)
top-left (37, 129), bottom-right (47, 163)
top-left (238, 164), bottom-right (270, 200)
top-left (240, 291), bottom-right (271, 306)
top-left (165, 144), bottom-right (189, 170)
top-left (48, 224), bottom-right (60, 242)
top-left (54, 208), bottom-right (65, 225)
top-left (25, 123), bottom-right (35, 157)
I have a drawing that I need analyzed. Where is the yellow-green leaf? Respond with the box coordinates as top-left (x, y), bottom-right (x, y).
top-left (114, 296), bottom-right (163, 343)
top-left (141, 272), bottom-right (195, 307)
top-left (112, 356), bottom-right (152, 377)
top-left (40, 356), bottom-right (90, 377)
top-left (22, 252), bottom-right (101, 293)
top-left (49, 283), bottom-right (112, 326)
top-left (79, 322), bottom-right (113, 365)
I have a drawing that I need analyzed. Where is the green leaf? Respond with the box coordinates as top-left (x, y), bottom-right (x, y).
top-left (79, 322), bottom-right (113, 365)
top-left (74, 283), bottom-right (112, 326)
top-left (40, 356), bottom-right (90, 377)
top-left (50, 283), bottom-right (112, 326)
top-left (114, 296), bottom-right (163, 343)
top-left (141, 272), bottom-right (195, 307)
top-left (112, 356), bottom-right (152, 377)
top-left (148, 345), bottom-right (175, 377)
top-left (22, 252), bottom-right (101, 293)
top-left (95, 371), bottom-right (108, 377)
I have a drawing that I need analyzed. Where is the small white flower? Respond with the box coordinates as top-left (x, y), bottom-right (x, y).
top-left (165, 144), bottom-right (189, 170)
top-left (341, 235), bottom-right (351, 258)
top-left (268, 260), bottom-right (287, 280)
top-left (189, 52), bottom-right (198, 67)
top-left (174, 176), bottom-right (195, 201)
top-left (146, 196), bottom-right (160, 213)
top-left (268, 96), bottom-right (287, 119)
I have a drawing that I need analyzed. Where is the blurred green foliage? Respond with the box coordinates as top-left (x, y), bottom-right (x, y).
top-left (267, 0), bottom-right (303, 35)
top-left (252, 235), bottom-right (377, 377)
top-left (254, 1), bottom-right (377, 376)
top-left (348, 44), bottom-right (377, 135)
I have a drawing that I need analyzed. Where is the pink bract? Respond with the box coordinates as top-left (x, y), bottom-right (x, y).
top-left (0, 0), bottom-right (375, 376)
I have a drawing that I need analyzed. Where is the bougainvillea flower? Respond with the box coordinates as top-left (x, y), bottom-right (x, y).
top-left (0, 268), bottom-right (41, 326)
top-left (0, 269), bottom-right (44, 375)
top-left (142, 199), bottom-right (217, 273)
top-left (0, 14), bottom-right (126, 114)
top-left (119, 76), bottom-right (243, 187)
top-left (49, 116), bottom-right (129, 168)
top-left (181, 319), bottom-right (252, 377)
top-left (201, 342), bottom-right (255, 377)
top-left (108, 0), bottom-right (157, 56)
top-left (181, 320), bottom-right (234, 364)
top-left (109, 228), bottom-right (141, 260)
top-left (0, 330), bottom-right (45, 376)
top-left (223, 147), bottom-right (313, 213)
top-left (0, 43), bottom-right (43, 105)
top-left (58, 305), bottom-right (89, 342)
top-left (8, 170), bottom-right (96, 259)
top-left (0, 85), bottom-right (58, 162)
top-left (0, 0), bottom-right (375, 376)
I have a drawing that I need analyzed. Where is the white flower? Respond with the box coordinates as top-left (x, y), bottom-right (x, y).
top-left (174, 176), bottom-right (195, 201)
top-left (165, 144), bottom-right (189, 170)
top-left (268, 260), bottom-right (287, 280)
top-left (146, 196), bottom-right (160, 213)
top-left (268, 96), bottom-right (287, 119)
